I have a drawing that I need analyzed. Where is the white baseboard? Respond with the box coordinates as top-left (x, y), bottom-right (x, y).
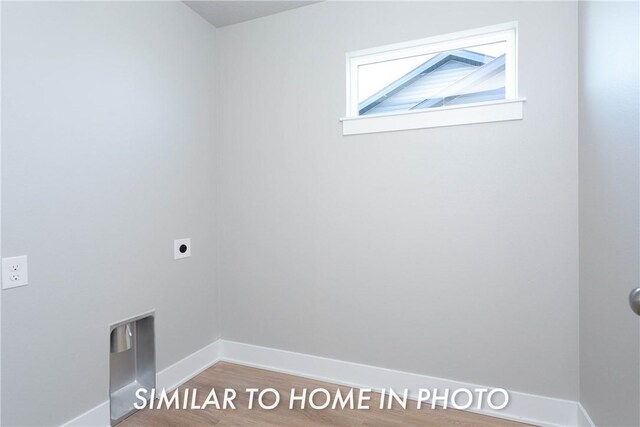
top-left (62, 340), bottom-right (221, 426)
top-left (63, 338), bottom-right (584, 427)
top-left (220, 340), bottom-right (578, 427)
top-left (157, 340), bottom-right (220, 392)
top-left (63, 401), bottom-right (110, 427)
top-left (577, 402), bottom-right (596, 427)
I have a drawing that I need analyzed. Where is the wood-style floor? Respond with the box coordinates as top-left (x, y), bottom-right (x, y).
top-left (120, 362), bottom-right (533, 426)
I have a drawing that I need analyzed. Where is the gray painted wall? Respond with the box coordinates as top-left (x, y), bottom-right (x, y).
top-left (216, 1), bottom-right (579, 400)
top-left (1, 2), bottom-right (218, 425)
top-left (7, 2), bottom-right (619, 424)
top-left (578, 2), bottom-right (640, 426)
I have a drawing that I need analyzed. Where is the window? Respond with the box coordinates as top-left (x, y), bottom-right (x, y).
top-left (341, 22), bottom-right (525, 135)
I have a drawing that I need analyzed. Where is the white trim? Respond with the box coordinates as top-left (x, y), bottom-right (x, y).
top-left (341, 98), bottom-right (525, 136)
top-left (156, 340), bottom-right (220, 392)
top-left (220, 340), bottom-right (577, 427)
top-left (577, 403), bottom-right (596, 427)
top-left (61, 340), bottom-right (221, 426)
top-left (345, 21), bottom-right (519, 117)
top-left (0, 0), bottom-right (4, 422)
top-left (63, 402), bottom-right (110, 427)
top-left (348, 21), bottom-right (518, 60)
top-left (62, 338), bottom-right (582, 427)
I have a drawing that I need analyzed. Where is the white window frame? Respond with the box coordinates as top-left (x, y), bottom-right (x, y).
top-left (341, 22), bottom-right (525, 135)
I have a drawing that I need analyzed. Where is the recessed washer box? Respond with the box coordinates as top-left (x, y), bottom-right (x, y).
top-left (109, 312), bottom-right (155, 425)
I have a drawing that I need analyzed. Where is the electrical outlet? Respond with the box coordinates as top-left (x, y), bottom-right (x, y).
top-left (174, 238), bottom-right (191, 260)
top-left (2, 256), bottom-right (28, 289)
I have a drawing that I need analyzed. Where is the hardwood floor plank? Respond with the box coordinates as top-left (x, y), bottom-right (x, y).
top-left (120, 362), bottom-right (534, 426)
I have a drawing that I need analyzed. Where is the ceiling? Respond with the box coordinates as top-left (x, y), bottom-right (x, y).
top-left (183, 1), bottom-right (320, 28)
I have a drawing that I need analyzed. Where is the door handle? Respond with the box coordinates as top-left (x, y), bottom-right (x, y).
top-left (629, 287), bottom-right (640, 316)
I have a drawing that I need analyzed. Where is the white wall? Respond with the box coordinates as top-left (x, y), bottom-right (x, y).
top-left (216, 1), bottom-right (579, 400)
top-left (578, 2), bottom-right (640, 426)
top-left (1, 2), bottom-right (218, 425)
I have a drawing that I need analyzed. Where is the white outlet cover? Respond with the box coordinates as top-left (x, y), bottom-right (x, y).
top-left (2, 255), bottom-right (28, 289)
top-left (174, 238), bottom-right (191, 260)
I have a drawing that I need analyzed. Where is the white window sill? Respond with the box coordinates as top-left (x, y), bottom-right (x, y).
top-left (340, 98), bottom-right (526, 136)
